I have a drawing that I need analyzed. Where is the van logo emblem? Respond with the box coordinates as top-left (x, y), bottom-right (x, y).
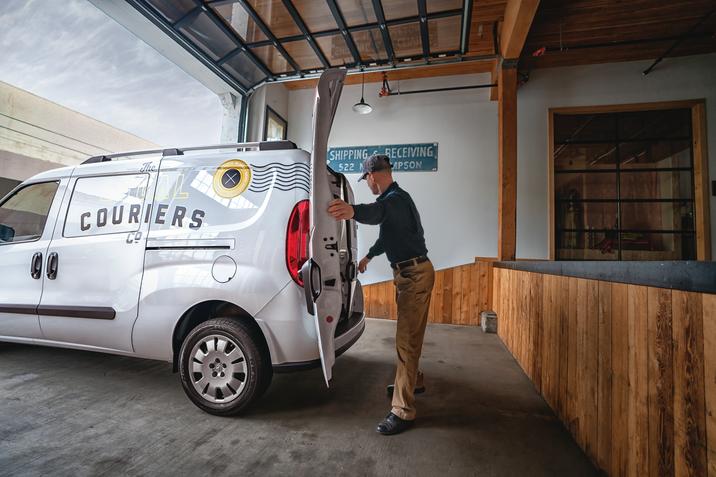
top-left (213, 160), bottom-right (251, 198)
top-left (139, 162), bottom-right (157, 173)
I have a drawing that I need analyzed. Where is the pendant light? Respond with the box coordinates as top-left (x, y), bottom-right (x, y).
top-left (352, 72), bottom-right (372, 115)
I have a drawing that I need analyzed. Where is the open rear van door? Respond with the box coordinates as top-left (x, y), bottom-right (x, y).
top-left (301, 69), bottom-right (346, 385)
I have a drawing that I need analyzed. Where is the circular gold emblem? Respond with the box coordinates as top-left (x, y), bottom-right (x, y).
top-left (213, 160), bottom-right (252, 198)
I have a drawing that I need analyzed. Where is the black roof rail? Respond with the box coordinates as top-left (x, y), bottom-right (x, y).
top-left (258, 140), bottom-right (297, 151)
top-left (80, 141), bottom-right (297, 165)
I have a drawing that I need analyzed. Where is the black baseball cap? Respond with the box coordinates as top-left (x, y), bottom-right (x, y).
top-left (358, 154), bottom-right (392, 181)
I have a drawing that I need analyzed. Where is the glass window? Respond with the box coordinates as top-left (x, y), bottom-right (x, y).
top-left (146, 0), bottom-right (196, 23)
top-left (292, 0), bottom-right (338, 31)
top-left (428, 16), bottom-right (461, 53)
top-left (352, 28), bottom-right (388, 62)
top-left (224, 52), bottom-right (267, 86)
top-left (178, 12), bottom-right (237, 61)
top-left (336, 0), bottom-right (377, 26)
top-left (250, 45), bottom-right (292, 74)
top-left (247, 0), bottom-right (302, 37)
top-left (426, 0), bottom-right (463, 14)
top-left (212, 3), bottom-right (268, 43)
top-left (389, 22), bottom-right (423, 58)
top-left (316, 34), bottom-right (355, 66)
top-left (383, 0), bottom-right (418, 20)
top-left (282, 40), bottom-right (324, 69)
top-left (0, 182), bottom-right (58, 244)
top-left (63, 175), bottom-right (148, 238)
top-left (553, 108), bottom-right (696, 260)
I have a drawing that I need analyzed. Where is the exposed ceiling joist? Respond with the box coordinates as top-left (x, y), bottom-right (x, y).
top-left (500, 0), bottom-right (540, 59)
top-left (282, 59), bottom-right (497, 90)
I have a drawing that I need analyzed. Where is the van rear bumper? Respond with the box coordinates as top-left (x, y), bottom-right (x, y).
top-left (272, 311), bottom-right (365, 373)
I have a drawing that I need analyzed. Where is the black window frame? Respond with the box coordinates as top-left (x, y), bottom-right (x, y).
top-left (263, 105), bottom-right (288, 141)
top-left (0, 180), bottom-right (60, 246)
top-left (552, 108), bottom-right (697, 261)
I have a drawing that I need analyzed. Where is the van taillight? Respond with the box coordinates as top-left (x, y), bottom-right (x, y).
top-left (286, 199), bottom-right (310, 286)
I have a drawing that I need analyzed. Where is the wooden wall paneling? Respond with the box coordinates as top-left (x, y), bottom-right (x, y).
top-left (529, 272), bottom-right (544, 390)
top-left (469, 262), bottom-right (480, 326)
top-left (574, 278), bottom-right (588, 449)
top-left (391, 281), bottom-right (398, 320)
top-left (364, 283), bottom-right (372, 317)
top-left (542, 273), bottom-right (557, 410)
top-left (522, 272), bottom-right (533, 377)
top-left (611, 282), bottom-right (629, 477)
top-left (452, 266), bottom-right (464, 326)
top-left (597, 280), bottom-right (613, 473)
top-left (703, 293), bottom-right (716, 477)
top-left (441, 268), bottom-right (453, 324)
top-left (627, 284), bottom-right (650, 476)
top-left (460, 263), bottom-right (479, 325)
top-left (432, 268), bottom-right (444, 323)
top-left (647, 287), bottom-right (675, 477)
top-left (672, 291), bottom-right (708, 477)
top-left (516, 270), bottom-right (525, 366)
top-left (492, 267), bottom-right (502, 319)
top-left (583, 278), bottom-right (600, 461)
top-left (557, 275), bottom-right (570, 423)
top-left (567, 277), bottom-right (579, 436)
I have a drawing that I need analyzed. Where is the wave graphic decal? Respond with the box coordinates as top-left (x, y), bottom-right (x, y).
top-left (249, 162), bottom-right (310, 193)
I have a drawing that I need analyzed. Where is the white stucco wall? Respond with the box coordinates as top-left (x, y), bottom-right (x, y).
top-left (283, 54), bottom-right (716, 284)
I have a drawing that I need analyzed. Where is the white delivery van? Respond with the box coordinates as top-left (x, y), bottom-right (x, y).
top-left (0, 70), bottom-right (364, 415)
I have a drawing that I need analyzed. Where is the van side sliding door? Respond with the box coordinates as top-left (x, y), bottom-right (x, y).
top-left (38, 159), bottom-right (160, 352)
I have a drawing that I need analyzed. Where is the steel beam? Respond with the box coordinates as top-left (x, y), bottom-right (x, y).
top-left (325, 0), bottom-right (363, 65)
top-left (197, 1), bottom-right (274, 80)
top-left (460, 0), bottom-right (473, 55)
top-left (371, 0), bottom-right (395, 64)
top-left (233, 0), bottom-right (302, 74)
top-left (417, 0), bottom-right (430, 60)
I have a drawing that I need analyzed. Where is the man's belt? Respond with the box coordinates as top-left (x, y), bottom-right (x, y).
top-left (391, 255), bottom-right (429, 271)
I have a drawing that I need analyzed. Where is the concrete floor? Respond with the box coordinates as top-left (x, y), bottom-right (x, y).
top-left (0, 318), bottom-right (597, 477)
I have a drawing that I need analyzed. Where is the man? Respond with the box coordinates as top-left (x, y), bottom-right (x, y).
top-left (327, 154), bottom-right (435, 436)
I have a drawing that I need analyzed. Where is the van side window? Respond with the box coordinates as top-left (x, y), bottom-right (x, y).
top-left (0, 181), bottom-right (59, 244)
top-left (63, 174), bottom-right (148, 238)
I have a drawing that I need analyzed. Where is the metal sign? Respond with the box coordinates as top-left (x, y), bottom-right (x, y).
top-left (327, 143), bottom-right (438, 174)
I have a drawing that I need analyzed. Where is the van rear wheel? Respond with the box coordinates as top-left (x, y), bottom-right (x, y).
top-left (179, 318), bottom-right (271, 416)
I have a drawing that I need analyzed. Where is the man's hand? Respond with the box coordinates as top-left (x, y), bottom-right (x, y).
top-left (327, 199), bottom-right (354, 220)
top-left (358, 256), bottom-right (371, 273)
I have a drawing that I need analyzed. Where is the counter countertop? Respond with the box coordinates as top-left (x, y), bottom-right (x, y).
top-left (494, 261), bottom-right (716, 294)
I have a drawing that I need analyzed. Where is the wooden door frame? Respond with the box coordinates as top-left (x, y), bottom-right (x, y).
top-left (547, 99), bottom-right (711, 261)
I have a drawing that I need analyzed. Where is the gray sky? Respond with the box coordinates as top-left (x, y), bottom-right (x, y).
top-left (0, 0), bottom-right (222, 147)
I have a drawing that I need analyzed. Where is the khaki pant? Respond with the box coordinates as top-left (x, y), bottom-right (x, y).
top-left (391, 259), bottom-right (435, 420)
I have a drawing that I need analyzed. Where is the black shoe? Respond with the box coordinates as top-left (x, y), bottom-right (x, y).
top-left (376, 412), bottom-right (414, 435)
top-left (386, 384), bottom-right (426, 398)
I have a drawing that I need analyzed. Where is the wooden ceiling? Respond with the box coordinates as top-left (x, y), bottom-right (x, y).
top-left (278, 0), bottom-right (716, 89)
top-left (522, 0), bottom-right (716, 69)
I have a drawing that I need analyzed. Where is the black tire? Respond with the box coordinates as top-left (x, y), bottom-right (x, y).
top-left (179, 317), bottom-right (272, 416)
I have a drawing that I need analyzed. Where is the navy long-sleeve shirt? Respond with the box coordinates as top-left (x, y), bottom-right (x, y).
top-left (352, 182), bottom-right (428, 264)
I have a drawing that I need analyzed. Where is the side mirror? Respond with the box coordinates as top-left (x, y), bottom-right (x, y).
top-left (0, 223), bottom-right (15, 242)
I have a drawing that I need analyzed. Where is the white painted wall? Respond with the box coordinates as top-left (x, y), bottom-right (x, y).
top-left (247, 83), bottom-right (289, 142)
top-left (283, 54), bottom-right (716, 284)
top-left (518, 53), bottom-right (716, 259)
top-left (287, 74), bottom-right (499, 284)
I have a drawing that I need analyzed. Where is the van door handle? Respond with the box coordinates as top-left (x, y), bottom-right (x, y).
top-left (46, 252), bottom-right (58, 280)
top-left (30, 252), bottom-right (42, 279)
